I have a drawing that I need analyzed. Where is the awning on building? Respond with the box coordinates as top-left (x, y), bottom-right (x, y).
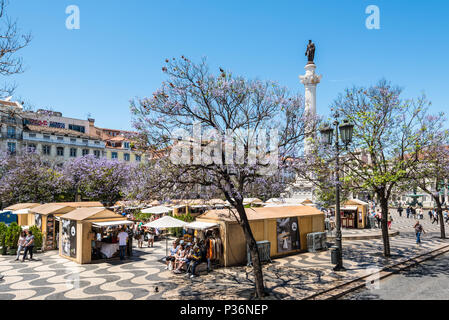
top-left (340, 206), bottom-right (358, 211)
top-left (13, 209), bottom-right (30, 215)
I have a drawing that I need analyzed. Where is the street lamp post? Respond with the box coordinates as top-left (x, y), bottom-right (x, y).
top-left (320, 118), bottom-right (354, 271)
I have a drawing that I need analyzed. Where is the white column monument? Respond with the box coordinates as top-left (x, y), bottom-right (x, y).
top-left (299, 62), bottom-right (322, 155)
top-left (283, 41), bottom-right (322, 202)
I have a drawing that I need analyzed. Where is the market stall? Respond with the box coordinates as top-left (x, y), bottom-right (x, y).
top-left (59, 207), bottom-right (133, 264)
top-left (4, 203), bottom-right (40, 226)
top-left (30, 202), bottom-right (105, 251)
top-left (30, 203), bottom-right (80, 251)
top-left (196, 205), bottom-right (325, 267)
top-left (337, 199), bottom-right (369, 229)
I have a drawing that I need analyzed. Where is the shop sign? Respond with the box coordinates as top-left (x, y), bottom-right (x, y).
top-left (276, 217), bottom-right (300, 253)
top-left (24, 118), bottom-right (66, 129)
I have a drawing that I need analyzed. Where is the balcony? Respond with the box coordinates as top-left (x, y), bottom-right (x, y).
top-left (0, 133), bottom-right (22, 140)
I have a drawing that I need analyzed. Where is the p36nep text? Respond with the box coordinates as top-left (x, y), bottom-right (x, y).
top-left (180, 304), bottom-right (269, 317)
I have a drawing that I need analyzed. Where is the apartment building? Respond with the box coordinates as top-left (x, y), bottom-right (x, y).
top-left (0, 99), bottom-right (146, 164)
top-left (99, 128), bottom-right (145, 163)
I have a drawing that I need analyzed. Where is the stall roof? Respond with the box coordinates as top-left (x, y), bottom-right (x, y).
top-left (55, 201), bottom-right (104, 208)
top-left (92, 220), bottom-right (134, 227)
top-left (60, 207), bottom-right (123, 221)
top-left (30, 203), bottom-right (76, 215)
top-left (184, 221), bottom-right (219, 230)
top-left (198, 206), bottom-right (324, 222)
top-left (4, 203), bottom-right (40, 211)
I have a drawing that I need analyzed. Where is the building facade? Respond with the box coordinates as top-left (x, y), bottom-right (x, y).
top-left (0, 100), bottom-right (146, 164)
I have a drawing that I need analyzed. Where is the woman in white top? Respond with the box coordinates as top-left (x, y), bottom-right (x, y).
top-left (15, 231), bottom-right (27, 261)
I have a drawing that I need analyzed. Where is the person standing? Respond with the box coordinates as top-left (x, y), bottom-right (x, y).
top-left (138, 226), bottom-right (145, 248)
top-left (406, 206), bottom-right (411, 219)
top-left (387, 213), bottom-right (393, 229)
top-left (117, 228), bottom-right (129, 261)
top-left (428, 210), bottom-right (433, 221)
top-left (15, 231), bottom-right (27, 261)
top-left (414, 221), bottom-right (425, 244)
top-left (148, 228), bottom-right (155, 248)
top-left (397, 205), bottom-right (403, 217)
top-left (375, 210), bottom-right (382, 228)
top-left (22, 230), bottom-right (35, 262)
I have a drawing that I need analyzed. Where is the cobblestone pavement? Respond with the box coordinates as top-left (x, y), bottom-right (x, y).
top-left (0, 212), bottom-right (448, 300)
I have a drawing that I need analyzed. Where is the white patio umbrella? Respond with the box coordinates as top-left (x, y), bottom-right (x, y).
top-left (143, 215), bottom-right (188, 256)
top-left (141, 206), bottom-right (172, 215)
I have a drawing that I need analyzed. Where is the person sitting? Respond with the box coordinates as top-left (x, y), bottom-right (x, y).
top-left (186, 245), bottom-right (202, 278)
top-left (176, 243), bottom-right (192, 273)
top-left (165, 241), bottom-right (178, 270)
top-left (173, 244), bottom-right (186, 274)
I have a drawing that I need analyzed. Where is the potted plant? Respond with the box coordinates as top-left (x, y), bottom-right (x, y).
top-left (0, 222), bottom-right (7, 255)
top-left (5, 222), bottom-right (21, 255)
top-left (28, 225), bottom-right (43, 253)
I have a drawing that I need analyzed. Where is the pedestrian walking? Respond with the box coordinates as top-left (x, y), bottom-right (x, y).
top-left (414, 221), bottom-right (425, 244)
top-left (444, 210), bottom-right (449, 224)
top-left (22, 230), bottom-right (35, 262)
top-left (15, 231), bottom-right (27, 261)
top-left (397, 205), bottom-right (403, 217)
top-left (117, 228), bottom-right (128, 261)
top-left (406, 206), bottom-right (411, 219)
top-left (432, 211), bottom-right (439, 225)
top-left (428, 210), bottom-right (433, 220)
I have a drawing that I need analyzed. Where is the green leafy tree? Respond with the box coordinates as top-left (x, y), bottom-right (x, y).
top-left (407, 112), bottom-right (449, 238)
top-left (334, 80), bottom-right (431, 257)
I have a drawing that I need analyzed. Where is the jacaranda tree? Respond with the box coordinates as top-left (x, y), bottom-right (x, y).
top-left (130, 57), bottom-right (308, 298)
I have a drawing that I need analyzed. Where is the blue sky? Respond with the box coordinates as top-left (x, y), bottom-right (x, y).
top-left (7, 0), bottom-right (449, 130)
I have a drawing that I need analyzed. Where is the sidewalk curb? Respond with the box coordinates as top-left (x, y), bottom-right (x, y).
top-left (303, 243), bottom-right (449, 300)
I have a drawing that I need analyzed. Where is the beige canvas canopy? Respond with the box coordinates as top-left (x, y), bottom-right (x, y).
top-left (4, 203), bottom-right (40, 211)
top-left (30, 203), bottom-right (77, 216)
top-left (60, 207), bottom-right (123, 222)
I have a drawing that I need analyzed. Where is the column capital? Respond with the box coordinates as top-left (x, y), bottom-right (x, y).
top-left (299, 63), bottom-right (322, 86)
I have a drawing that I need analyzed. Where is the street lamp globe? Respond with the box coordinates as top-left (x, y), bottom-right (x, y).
top-left (320, 124), bottom-right (334, 146)
top-left (339, 119), bottom-right (354, 145)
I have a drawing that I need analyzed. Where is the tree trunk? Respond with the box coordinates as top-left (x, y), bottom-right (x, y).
top-left (435, 200), bottom-right (446, 239)
top-left (379, 194), bottom-right (391, 257)
top-left (235, 201), bottom-right (266, 298)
